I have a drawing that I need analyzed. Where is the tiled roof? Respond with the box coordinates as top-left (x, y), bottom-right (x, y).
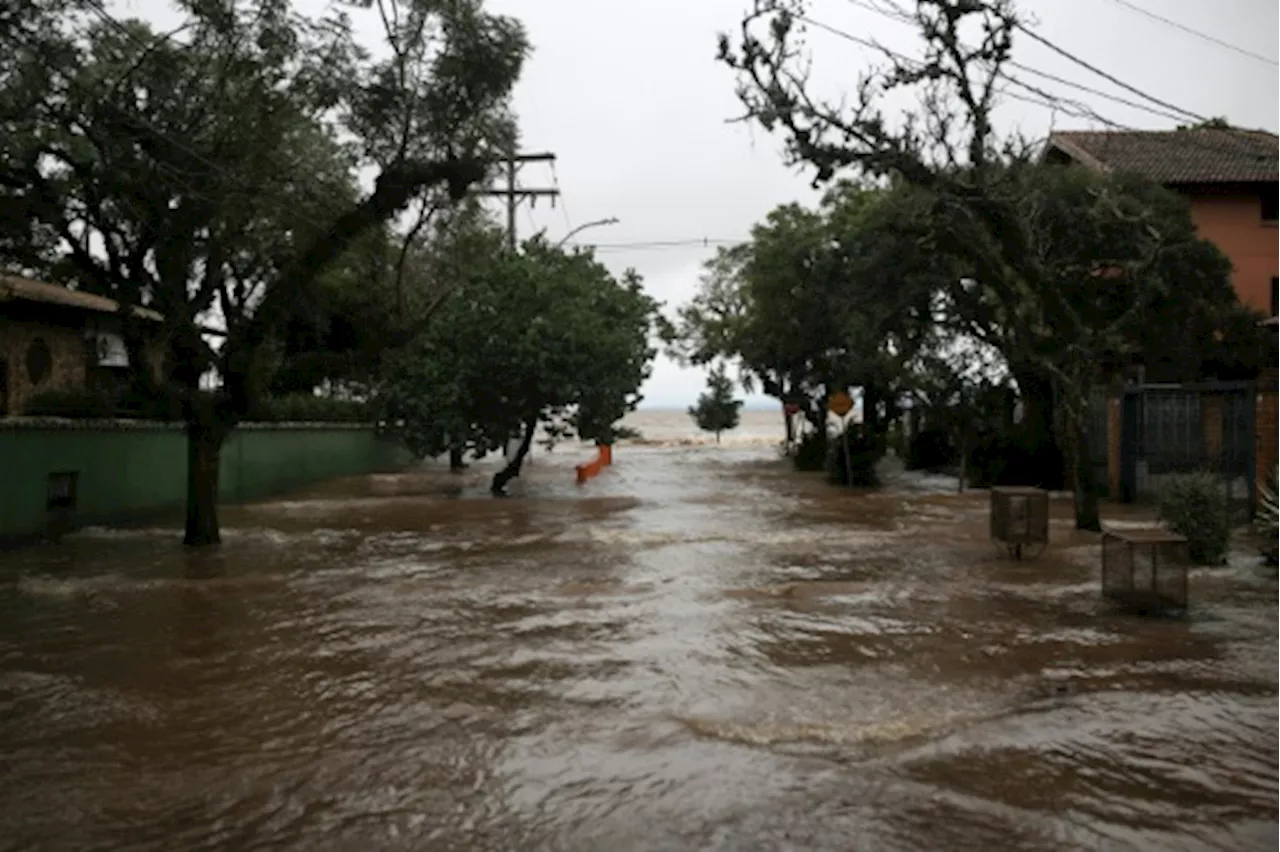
top-left (1044, 129), bottom-right (1278, 185)
top-left (0, 274), bottom-right (163, 321)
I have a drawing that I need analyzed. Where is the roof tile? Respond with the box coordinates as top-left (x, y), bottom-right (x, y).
top-left (1045, 128), bottom-right (1278, 185)
top-left (0, 274), bottom-right (163, 321)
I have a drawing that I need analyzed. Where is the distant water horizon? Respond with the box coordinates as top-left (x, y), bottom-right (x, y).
top-left (617, 408), bottom-right (784, 448)
top-left (638, 402), bottom-right (779, 412)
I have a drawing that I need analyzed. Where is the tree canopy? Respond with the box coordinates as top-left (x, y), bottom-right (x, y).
top-left (669, 182), bottom-right (938, 432)
top-left (689, 364), bottom-right (743, 443)
top-left (379, 237), bottom-right (662, 494)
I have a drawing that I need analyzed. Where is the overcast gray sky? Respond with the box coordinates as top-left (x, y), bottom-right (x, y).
top-left (126, 0), bottom-right (1279, 409)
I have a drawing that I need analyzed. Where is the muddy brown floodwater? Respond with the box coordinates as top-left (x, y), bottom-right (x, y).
top-left (1, 444), bottom-right (1276, 851)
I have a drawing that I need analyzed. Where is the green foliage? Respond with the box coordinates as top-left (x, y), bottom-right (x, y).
top-left (1158, 473), bottom-right (1231, 566)
top-left (246, 395), bottom-right (371, 423)
top-left (21, 387), bottom-right (368, 423)
top-left (0, 6), bottom-right (525, 413)
top-left (668, 182), bottom-right (939, 419)
top-left (22, 388), bottom-right (119, 419)
top-left (379, 238), bottom-right (662, 473)
top-left (688, 363), bottom-right (743, 442)
top-left (0, 0), bottom-right (528, 540)
top-left (717, 0), bottom-right (1244, 531)
top-left (1256, 468), bottom-right (1278, 566)
top-left (826, 423), bottom-right (882, 488)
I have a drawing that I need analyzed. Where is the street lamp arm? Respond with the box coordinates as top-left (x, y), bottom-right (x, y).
top-left (555, 217), bottom-right (620, 249)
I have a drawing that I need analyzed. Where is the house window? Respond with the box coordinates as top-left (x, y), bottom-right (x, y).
top-left (1262, 187), bottom-right (1279, 223)
top-left (25, 338), bottom-right (52, 385)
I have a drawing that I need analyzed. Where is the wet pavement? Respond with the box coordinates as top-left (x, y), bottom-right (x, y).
top-left (0, 443), bottom-right (1276, 851)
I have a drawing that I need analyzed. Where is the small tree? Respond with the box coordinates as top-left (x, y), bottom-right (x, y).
top-left (380, 237), bottom-right (661, 495)
top-left (689, 364), bottom-right (743, 443)
top-left (1158, 473), bottom-right (1230, 565)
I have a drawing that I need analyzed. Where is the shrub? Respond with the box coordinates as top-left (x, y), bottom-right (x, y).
top-left (1157, 472), bottom-right (1230, 565)
top-left (826, 423), bottom-right (883, 488)
top-left (22, 387), bottom-right (118, 418)
top-left (906, 427), bottom-right (955, 471)
top-left (247, 394), bottom-right (371, 423)
top-left (793, 429), bottom-right (828, 471)
top-left (1256, 467), bottom-right (1278, 566)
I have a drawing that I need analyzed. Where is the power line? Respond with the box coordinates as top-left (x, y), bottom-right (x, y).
top-left (1012, 23), bottom-right (1207, 124)
top-left (836, 0), bottom-right (1188, 124)
top-left (800, 14), bottom-right (1130, 129)
top-left (804, 10), bottom-right (1261, 164)
top-left (567, 238), bottom-right (745, 252)
top-left (1098, 0), bottom-right (1278, 67)
top-left (549, 159), bottom-right (574, 235)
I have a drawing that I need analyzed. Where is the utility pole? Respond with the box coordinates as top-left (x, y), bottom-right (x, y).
top-left (469, 151), bottom-right (559, 251)
top-left (469, 151), bottom-right (560, 463)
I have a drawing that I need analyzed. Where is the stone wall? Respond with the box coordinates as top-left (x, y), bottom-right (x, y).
top-left (0, 316), bottom-right (88, 415)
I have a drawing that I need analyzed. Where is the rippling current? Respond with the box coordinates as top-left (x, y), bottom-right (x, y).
top-left (1, 435), bottom-right (1276, 851)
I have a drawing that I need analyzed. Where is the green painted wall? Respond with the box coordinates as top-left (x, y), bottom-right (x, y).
top-left (0, 422), bottom-right (413, 543)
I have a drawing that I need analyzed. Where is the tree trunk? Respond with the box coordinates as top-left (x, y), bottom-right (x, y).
top-left (716, 431), bottom-right (722, 444)
top-left (184, 421), bottom-right (225, 547)
top-left (863, 386), bottom-right (880, 436)
top-left (491, 416), bottom-right (538, 495)
top-left (449, 444), bottom-right (467, 472)
top-left (1067, 413), bottom-right (1102, 531)
top-left (782, 403), bottom-right (795, 454)
top-left (1014, 368), bottom-right (1065, 490)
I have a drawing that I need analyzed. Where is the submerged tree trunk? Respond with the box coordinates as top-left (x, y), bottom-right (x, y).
top-left (449, 444), bottom-right (467, 472)
top-left (1066, 413), bottom-right (1102, 531)
top-left (491, 416), bottom-right (538, 495)
top-left (1014, 368), bottom-right (1065, 490)
top-left (184, 419), bottom-right (226, 547)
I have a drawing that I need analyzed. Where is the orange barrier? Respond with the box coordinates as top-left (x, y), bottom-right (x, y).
top-left (575, 443), bottom-right (613, 485)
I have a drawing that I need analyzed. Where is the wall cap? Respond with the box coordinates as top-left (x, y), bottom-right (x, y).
top-left (0, 417), bottom-right (381, 432)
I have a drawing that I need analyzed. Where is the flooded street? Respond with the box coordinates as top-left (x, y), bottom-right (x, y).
top-left (1, 431), bottom-right (1276, 851)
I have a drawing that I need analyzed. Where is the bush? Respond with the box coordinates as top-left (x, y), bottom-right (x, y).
top-left (793, 429), bottom-right (829, 471)
top-left (22, 387), bottom-right (119, 418)
top-left (247, 394), bottom-right (371, 423)
top-left (1256, 467), bottom-right (1278, 566)
top-left (826, 423), bottom-right (883, 488)
top-left (906, 427), bottom-right (955, 472)
top-left (1158, 472), bottom-right (1230, 565)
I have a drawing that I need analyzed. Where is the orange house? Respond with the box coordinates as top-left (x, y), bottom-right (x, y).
top-left (1042, 128), bottom-right (1279, 317)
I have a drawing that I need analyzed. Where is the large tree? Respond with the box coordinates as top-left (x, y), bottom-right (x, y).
top-left (380, 238), bottom-right (663, 495)
top-left (0, 0), bottom-right (526, 544)
top-left (719, 0), bottom-right (1247, 529)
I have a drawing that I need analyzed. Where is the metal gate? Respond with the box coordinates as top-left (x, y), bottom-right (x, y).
top-left (1119, 382), bottom-right (1256, 518)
